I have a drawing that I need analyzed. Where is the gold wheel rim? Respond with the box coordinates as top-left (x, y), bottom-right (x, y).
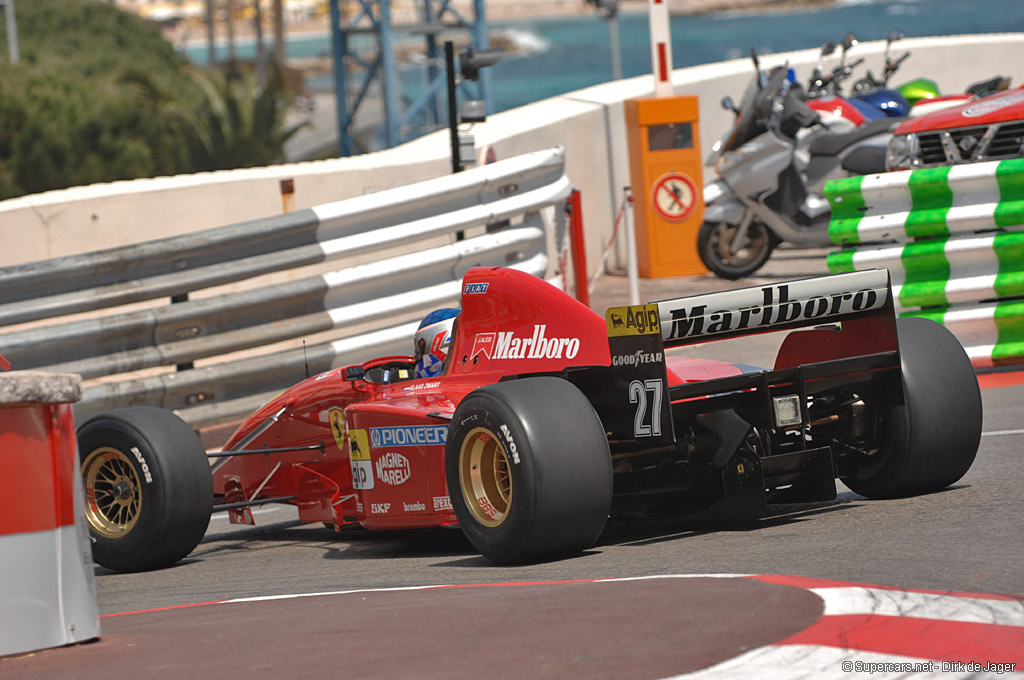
top-left (82, 447), bottom-right (142, 538)
top-left (459, 427), bottom-right (512, 527)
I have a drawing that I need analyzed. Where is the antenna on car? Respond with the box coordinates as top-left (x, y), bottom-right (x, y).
top-left (303, 340), bottom-right (310, 379)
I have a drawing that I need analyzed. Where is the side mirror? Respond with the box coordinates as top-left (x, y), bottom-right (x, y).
top-left (721, 95), bottom-right (738, 113)
top-left (887, 29), bottom-right (905, 44)
top-left (820, 41), bottom-right (836, 57)
top-left (841, 32), bottom-right (858, 52)
top-left (342, 364), bottom-right (365, 381)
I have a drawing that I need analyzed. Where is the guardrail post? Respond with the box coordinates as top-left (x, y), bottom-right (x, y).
top-left (567, 190), bottom-right (590, 308)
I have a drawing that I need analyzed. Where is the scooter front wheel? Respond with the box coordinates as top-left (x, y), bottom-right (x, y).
top-left (697, 220), bottom-right (776, 280)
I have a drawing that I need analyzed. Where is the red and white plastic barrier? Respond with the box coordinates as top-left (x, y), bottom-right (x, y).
top-left (0, 370), bottom-right (99, 657)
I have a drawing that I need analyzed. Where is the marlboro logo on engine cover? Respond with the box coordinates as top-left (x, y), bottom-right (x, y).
top-left (479, 325), bottom-right (581, 360)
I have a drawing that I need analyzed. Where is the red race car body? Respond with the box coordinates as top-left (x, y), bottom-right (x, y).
top-left (212, 268), bottom-right (748, 533)
top-left (78, 266), bottom-right (984, 570)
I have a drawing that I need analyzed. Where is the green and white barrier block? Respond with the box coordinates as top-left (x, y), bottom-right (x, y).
top-left (828, 231), bottom-right (1024, 309)
top-left (827, 158), bottom-right (1024, 245)
top-left (902, 299), bottom-right (1024, 368)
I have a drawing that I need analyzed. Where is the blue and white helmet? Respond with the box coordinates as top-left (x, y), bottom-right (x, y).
top-left (414, 308), bottom-right (460, 379)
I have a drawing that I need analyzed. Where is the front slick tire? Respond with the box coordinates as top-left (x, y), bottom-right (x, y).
top-left (445, 377), bottom-right (612, 565)
top-left (697, 220), bottom-right (775, 280)
top-left (78, 407), bottom-right (213, 572)
top-left (842, 317), bottom-right (983, 499)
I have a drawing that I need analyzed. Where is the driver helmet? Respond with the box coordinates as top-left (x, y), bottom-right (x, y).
top-left (414, 308), bottom-right (460, 379)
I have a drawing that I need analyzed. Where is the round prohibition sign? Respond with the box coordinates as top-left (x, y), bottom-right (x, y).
top-left (651, 172), bottom-right (698, 222)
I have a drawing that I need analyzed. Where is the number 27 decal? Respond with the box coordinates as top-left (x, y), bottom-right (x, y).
top-left (629, 379), bottom-right (663, 437)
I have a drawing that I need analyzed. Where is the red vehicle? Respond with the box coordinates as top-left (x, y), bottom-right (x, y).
top-left (886, 87), bottom-right (1024, 170)
top-left (78, 267), bottom-right (983, 571)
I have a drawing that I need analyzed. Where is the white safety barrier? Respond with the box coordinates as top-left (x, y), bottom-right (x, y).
top-left (827, 158), bottom-right (1024, 367)
top-left (0, 371), bottom-right (100, 657)
top-left (0, 148), bottom-right (573, 429)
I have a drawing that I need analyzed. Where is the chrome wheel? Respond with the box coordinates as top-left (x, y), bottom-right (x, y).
top-left (459, 427), bottom-right (512, 527)
top-left (82, 447), bottom-right (142, 538)
top-left (708, 221), bottom-right (770, 267)
top-left (697, 220), bottom-right (775, 280)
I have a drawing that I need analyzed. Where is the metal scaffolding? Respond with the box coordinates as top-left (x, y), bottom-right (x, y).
top-left (328, 0), bottom-right (491, 156)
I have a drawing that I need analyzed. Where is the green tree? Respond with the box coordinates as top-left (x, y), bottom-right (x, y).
top-left (0, 0), bottom-right (302, 200)
top-left (127, 63), bottom-right (306, 172)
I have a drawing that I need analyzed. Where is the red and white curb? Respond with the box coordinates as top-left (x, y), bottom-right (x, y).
top-left (667, 575), bottom-right (1024, 680)
top-left (101, 573), bottom-right (1023, 678)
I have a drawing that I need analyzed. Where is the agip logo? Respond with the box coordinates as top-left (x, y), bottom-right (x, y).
top-left (606, 305), bottom-right (661, 337)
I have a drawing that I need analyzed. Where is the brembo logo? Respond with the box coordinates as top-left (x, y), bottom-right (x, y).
top-left (491, 325), bottom-right (581, 360)
top-left (665, 283), bottom-right (883, 340)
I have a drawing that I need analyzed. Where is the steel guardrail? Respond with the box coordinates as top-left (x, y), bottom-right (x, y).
top-left (0, 148), bottom-right (571, 429)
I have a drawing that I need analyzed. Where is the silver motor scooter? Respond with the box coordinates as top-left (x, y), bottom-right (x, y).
top-left (698, 52), bottom-right (900, 279)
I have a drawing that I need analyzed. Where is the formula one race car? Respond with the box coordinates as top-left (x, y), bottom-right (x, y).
top-left (77, 267), bottom-right (983, 572)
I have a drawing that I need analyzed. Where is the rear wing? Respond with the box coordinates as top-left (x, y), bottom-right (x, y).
top-left (654, 269), bottom-right (895, 347)
top-left (579, 269), bottom-right (901, 446)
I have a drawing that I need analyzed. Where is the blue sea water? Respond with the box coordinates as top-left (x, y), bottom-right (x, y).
top-left (183, 0), bottom-right (1024, 115)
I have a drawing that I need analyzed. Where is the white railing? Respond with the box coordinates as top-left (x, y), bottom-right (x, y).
top-left (0, 148), bottom-right (573, 428)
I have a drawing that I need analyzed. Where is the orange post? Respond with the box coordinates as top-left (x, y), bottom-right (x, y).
top-left (624, 95), bottom-right (707, 277)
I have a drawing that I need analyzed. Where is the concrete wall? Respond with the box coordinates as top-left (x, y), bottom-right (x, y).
top-left (2, 33), bottom-right (1021, 273)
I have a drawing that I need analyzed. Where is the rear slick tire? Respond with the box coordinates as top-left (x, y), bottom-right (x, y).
top-left (841, 317), bottom-right (983, 499)
top-left (78, 407), bottom-right (213, 572)
top-left (445, 377), bottom-right (613, 565)
top-left (697, 219), bottom-right (775, 280)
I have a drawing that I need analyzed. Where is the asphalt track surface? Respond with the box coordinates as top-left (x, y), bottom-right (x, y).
top-left (5, 248), bottom-right (1023, 678)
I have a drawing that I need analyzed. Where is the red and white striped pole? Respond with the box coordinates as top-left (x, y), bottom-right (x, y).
top-left (0, 371), bottom-right (100, 656)
top-left (647, 0), bottom-right (675, 97)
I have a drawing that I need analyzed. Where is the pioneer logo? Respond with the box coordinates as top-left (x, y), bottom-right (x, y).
top-left (491, 325), bottom-right (581, 360)
top-left (663, 281), bottom-right (885, 340)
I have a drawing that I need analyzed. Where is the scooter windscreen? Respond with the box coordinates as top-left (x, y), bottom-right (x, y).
top-left (725, 68), bottom-right (815, 151)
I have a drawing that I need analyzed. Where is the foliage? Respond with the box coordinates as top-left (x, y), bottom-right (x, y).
top-left (126, 63), bottom-right (307, 173)
top-left (0, 0), bottom-right (301, 200)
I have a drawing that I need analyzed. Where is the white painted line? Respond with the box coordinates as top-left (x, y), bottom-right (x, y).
top-left (812, 587), bottom-right (1024, 627)
top-left (982, 429), bottom-right (1024, 437)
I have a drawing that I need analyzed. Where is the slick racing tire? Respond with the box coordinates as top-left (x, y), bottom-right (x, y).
top-left (841, 317), bottom-right (983, 499)
top-left (445, 377), bottom-right (613, 564)
top-left (697, 220), bottom-right (775, 280)
top-left (78, 407), bottom-right (213, 572)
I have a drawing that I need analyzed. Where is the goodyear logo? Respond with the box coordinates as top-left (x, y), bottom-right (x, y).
top-left (606, 305), bottom-right (661, 337)
top-left (370, 425), bottom-right (448, 448)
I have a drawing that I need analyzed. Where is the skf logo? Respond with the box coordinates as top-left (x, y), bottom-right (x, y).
top-left (606, 305), bottom-right (661, 337)
top-left (464, 282), bottom-right (489, 294)
top-left (370, 503), bottom-right (391, 514)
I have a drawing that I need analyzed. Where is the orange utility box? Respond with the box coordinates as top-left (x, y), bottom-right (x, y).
top-left (624, 95), bottom-right (706, 277)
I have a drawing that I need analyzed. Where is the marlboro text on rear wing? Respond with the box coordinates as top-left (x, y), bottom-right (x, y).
top-left (655, 269), bottom-right (895, 347)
